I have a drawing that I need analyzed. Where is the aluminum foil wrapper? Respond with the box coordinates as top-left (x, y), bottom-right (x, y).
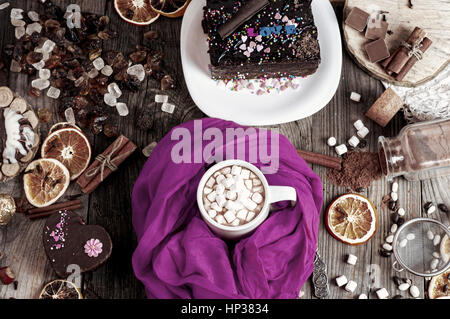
top-left (0, 194), bottom-right (16, 226)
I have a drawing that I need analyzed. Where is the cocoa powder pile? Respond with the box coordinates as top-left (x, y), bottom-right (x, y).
top-left (327, 151), bottom-right (382, 190)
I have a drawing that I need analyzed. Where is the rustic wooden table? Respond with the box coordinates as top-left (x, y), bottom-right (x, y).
top-left (0, 0), bottom-right (448, 299)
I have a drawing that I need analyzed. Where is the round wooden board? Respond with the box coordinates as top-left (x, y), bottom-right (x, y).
top-left (343, 0), bottom-right (450, 87)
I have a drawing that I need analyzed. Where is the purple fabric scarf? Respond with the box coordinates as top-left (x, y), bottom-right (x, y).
top-left (132, 118), bottom-right (323, 299)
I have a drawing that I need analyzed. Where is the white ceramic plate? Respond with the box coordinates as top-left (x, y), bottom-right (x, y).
top-left (180, 0), bottom-right (342, 126)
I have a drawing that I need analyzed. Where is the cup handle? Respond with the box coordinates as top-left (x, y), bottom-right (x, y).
top-left (268, 186), bottom-right (297, 206)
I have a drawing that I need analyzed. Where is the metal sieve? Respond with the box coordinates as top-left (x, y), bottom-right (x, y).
top-left (392, 218), bottom-right (450, 277)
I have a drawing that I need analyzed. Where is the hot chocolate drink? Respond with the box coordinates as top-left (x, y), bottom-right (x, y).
top-left (202, 165), bottom-right (265, 227)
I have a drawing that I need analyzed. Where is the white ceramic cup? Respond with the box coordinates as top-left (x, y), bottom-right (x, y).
top-left (197, 159), bottom-right (297, 240)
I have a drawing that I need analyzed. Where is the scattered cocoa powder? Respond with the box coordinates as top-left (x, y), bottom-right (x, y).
top-left (327, 151), bottom-right (382, 190)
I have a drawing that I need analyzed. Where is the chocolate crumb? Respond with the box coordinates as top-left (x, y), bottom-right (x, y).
top-left (13, 281), bottom-right (18, 290)
top-left (327, 151), bottom-right (382, 190)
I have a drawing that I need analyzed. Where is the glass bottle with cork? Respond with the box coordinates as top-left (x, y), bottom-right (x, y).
top-left (378, 118), bottom-right (450, 181)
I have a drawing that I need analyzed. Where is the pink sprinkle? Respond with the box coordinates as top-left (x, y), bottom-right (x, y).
top-left (275, 13), bottom-right (282, 20)
top-left (255, 35), bottom-right (263, 42)
top-left (256, 45), bottom-right (264, 52)
top-left (239, 44), bottom-right (247, 50)
top-left (244, 51), bottom-right (251, 57)
top-left (282, 16), bottom-right (289, 23)
top-left (264, 47), bottom-right (271, 53)
top-left (249, 41), bottom-right (256, 48)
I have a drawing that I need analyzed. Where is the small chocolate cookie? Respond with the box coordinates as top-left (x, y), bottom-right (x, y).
top-left (43, 210), bottom-right (112, 278)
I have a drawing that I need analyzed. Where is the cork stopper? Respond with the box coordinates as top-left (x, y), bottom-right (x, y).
top-left (365, 88), bottom-right (404, 127)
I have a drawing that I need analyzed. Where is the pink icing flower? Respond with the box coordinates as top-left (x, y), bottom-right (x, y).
top-left (84, 238), bottom-right (103, 257)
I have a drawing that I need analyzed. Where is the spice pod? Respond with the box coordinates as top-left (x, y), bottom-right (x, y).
top-left (0, 87), bottom-right (40, 183)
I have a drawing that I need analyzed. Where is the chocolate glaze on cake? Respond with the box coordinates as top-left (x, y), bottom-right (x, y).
top-left (203, 0), bottom-right (321, 80)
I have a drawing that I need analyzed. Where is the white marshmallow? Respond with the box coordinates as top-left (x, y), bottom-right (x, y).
top-left (225, 200), bottom-right (236, 211)
top-left (253, 178), bottom-right (262, 186)
top-left (397, 207), bottom-right (405, 216)
top-left (357, 127), bottom-right (369, 139)
top-left (353, 120), bottom-right (364, 130)
top-left (224, 210), bottom-right (236, 223)
top-left (206, 177), bottom-right (215, 188)
top-left (345, 280), bottom-right (357, 293)
top-left (206, 191), bottom-right (217, 202)
top-left (240, 169), bottom-right (250, 179)
top-left (376, 288), bottom-right (389, 299)
top-left (246, 211), bottom-right (255, 221)
top-left (231, 165), bottom-right (242, 176)
top-left (347, 254), bottom-right (357, 265)
top-left (238, 188), bottom-right (251, 201)
top-left (204, 187), bottom-right (212, 195)
top-left (226, 190), bottom-right (237, 200)
top-left (335, 144), bottom-right (348, 156)
top-left (336, 275), bottom-right (348, 287)
top-left (327, 137), bottom-right (337, 147)
top-left (208, 210), bottom-right (217, 218)
top-left (221, 167), bottom-right (231, 174)
top-left (236, 209), bottom-right (248, 220)
top-left (231, 219), bottom-right (240, 226)
top-left (216, 174), bottom-right (225, 184)
top-left (348, 136), bottom-right (360, 148)
top-left (222, 177), bottom-right (235, 189)
top-left (253, 186), bottom-right (264, 193)
top-left (245, 180), bottom-right (253, 190)
top-left (250, 172), bottom-right (257, 179)
top-left (211, 202), bottom-right (222, 212)
top-left (252, 192), bottom-right (264, 204)
top-left (350, 92), bottom-right (361, 102)
top-left (215, 215), bottom-right (226, 224)
top-left (215, 184), bottom-right (225, 195)
top-left (226, 173), bottom-right (233, 178)
top-left (216, 195), bottom-right (226, 207)
top-left (243, 198), bottom-right (257, 211)
top-left (234, 201), bottom-right (244, 210)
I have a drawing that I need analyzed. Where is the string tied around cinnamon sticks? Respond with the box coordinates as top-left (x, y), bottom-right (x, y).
top-left (401, 40), bottom-right (424, 60)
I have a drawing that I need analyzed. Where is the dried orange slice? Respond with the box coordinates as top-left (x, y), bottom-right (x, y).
top-left (41, 128), bottom-right (92, 181)
top-left (114, 0), bottom-right (160, 25)
top-left (49, 122), bottom-right (81, 134)
top-left (23, 158), bottom-right (70, 208)
top-left (150, 0), bottom-right (191, 18)
top-left (440, 234), bottom-right (450, 264)
top-left (39, 280), bottom-right (83, 299)
top-left (325, 194), bottom-right (378, 245)
top-left (428, 269), bottom-right (449, 299)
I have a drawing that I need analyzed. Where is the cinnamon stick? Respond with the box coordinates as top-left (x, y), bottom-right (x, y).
top-left (28, 203), bottom-right (81, 220)
top-left (380, 47), bottom-right (401, 69)
top-left (386, 27), bottom-right (426, 74)
top-left (27, 199), bottom-right (81, 215)
top-left (395, 37), bottom-right (432, 81)
top-left (296, 149), bottom-right (342, 170)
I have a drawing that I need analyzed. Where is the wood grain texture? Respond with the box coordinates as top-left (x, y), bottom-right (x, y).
top-left (344, 0), bottom-right (450, 87)
top-left (0, 0), bottom-right (449, 300)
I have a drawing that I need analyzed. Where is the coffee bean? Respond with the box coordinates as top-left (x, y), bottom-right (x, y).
top-left (393, 276), bottom-right (404, 286)
top-left (356, 187), bottom-right (365, 192)
top-left (359, 139), bottom-right (367, 148)
top-left (397, 217), bottom-right (405, 226)
top-left (424, 201), bottom-right (433, 210)
top-left (438, 203), bottom-right (449, 213)
top-left (388, 200), bottom-right (397, 211)
top-left (391, 213), bottom-right (399, 224)
top-left (444, 284), bottom-right (448, 293)
top-left (392, 295), bottom-right (403, 299)
top-left (379, 249), bottom-right (392, 257)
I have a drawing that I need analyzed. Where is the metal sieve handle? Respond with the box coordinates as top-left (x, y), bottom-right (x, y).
top-left (392, 260), bottom-right (405, 272)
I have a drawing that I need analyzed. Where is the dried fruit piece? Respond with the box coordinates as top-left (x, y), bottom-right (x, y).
top-left (41, 128), bottom-right (92, 180)
top-left (0, 267), bottom-right (15, 285)
top-left (23, 158), bottom-right (70, 207)
top-left (38, 108), bottom-right (53, 123)
top-left (0, 86), bottom-right (14, 107)
top-left (49, 122), bottom-right (81, 134)
top-left (1, 163), bottom-right (20, 177)
top-left (10, 97), bottom-right (27, 113)
top-left (114, 0), bottom-right (160, 25)
top-left (39, 280), bottom-right (83, 299)
top-left (150, 0), bottom-right (191, 18)
top-left (428, 269), bottom-right (450, 299)
top-left (0, 194), bottom-right (16, 226)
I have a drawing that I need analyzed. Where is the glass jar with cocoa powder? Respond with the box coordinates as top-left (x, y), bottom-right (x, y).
top-left (378, 118), bottom-right (450, 181)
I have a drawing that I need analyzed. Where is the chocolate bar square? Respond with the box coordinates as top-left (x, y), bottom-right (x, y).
top-left (365, 19), bottom-right (388, 40)
top-left (364, 38), bottom-right (390, 63)
top-left (345, 7), bottom-right (370, 32)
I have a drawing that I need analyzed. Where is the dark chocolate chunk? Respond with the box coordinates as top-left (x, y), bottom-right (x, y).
top-left (438, 203), bottom-right (449, 213)
top-left (345, 7), bottom-right (370, 32)
top-left (218, 0), bottom-right (269, 39)
top-left (43, 210), bottom-right (112, 277)
top-left (364, 38), bottom-right (390, 63)
top-left (424, 201), bottom-right (433, 210)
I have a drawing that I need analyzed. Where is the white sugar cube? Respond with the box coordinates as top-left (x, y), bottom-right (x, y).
top-left (215, 174), bottom-right (225, 184)
top-left (215, 215), bottom-right (226, 224)
top-left (222, 177), bottom-right (235, 189)
top-left (161, 102), bottom-right (175, 114)
top-left (358, 294), bottom-right (368, 299)
top-left (215, 184), bottom-right (225, 195)
top-left (345, 280), bottom-right (357, 293)
top-left (224, 210), bottom-right (236, 223)
top-left (211, 202), bottom-right (222, 212)
top-left (350, 92), bottom-right (361, 102)
top-left (231, 219), bottom-right (240, 226)
top-left (236, 209), bottom-right (248, 220)
top-left (252, 192), bottom-right (263, 204)
top-left (208, 210), bottom-right (217, 218)
top-left (226, 190), bottom-right (237, 200)
top-left (376, 288), bottom-right (389, 299)
top-left (347, 254), bottom-right (358, 265)
top-left (206, 191), bottom-right (217, 202)
top-left (327, 137), bottom-right (337, 147)
top-left (245, 180), bottom-right (253, 190)
top-left (216, 195), bottom-right (226, 207)
top-left (357, 127), bottom-right (369, 139)
top-left (206, 177), bottom-right (215, 188)
top-left (204, 187), bottom-right (212, 195)
top-left (47, 86), bottom-right (61, 99)
top-left (241, 169), bottom-right (251, 179)
top-left (348, 136), bottom-right (360, 148)
top-left (231, 165), bottom-right (242, 176)
top-left (253, 178), bottom-right (262, 186)
top-left (336, 275), bottom-right (348, 287)
top-left (155, 94), bottom-right (169, 103)
top-left (335, 144), bottom-right (348, 156)
top-left (243, 198), bottom-right (257, 211)
top-left (353, 120), bottom-right (364, 130)
top-left (246, 211), bottom-right (255, 221)
top-left (225, 200), bottom-right (236, 211)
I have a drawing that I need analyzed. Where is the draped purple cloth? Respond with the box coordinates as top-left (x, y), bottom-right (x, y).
top-left (132, 118), bottom-right (323, 299)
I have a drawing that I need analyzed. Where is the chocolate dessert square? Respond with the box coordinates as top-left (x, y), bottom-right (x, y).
top-left (345, 7), bottom-right (370, 32)
top-left (364, 38), bottom-right (390, 63)
top-left (202, 0), bottom-right (321, 80)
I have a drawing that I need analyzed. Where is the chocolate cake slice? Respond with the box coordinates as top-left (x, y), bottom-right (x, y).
top-left (203, 0), bottom-right (321, 81)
